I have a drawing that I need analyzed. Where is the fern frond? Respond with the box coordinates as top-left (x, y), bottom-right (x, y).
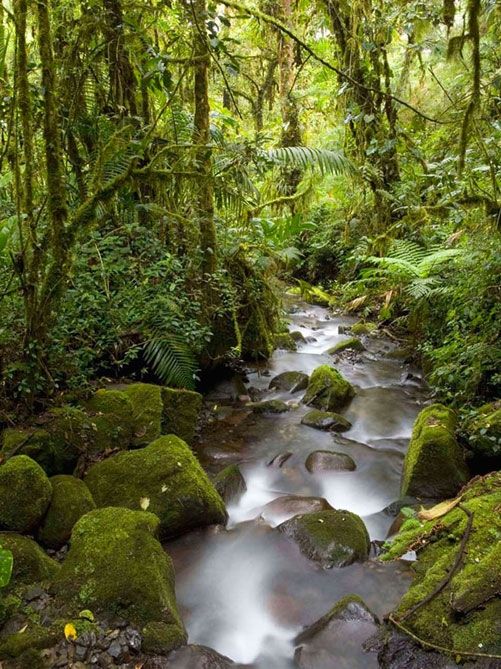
top-left (266, 147), bottom-right (352, 176)
top-left (144, 334), bottom-right (198, 390)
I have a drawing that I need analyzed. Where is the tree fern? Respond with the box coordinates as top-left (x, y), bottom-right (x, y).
top-left (265, 147), bottom-right (352, 176)
top-left (144, 334), bottom-right (198, 390)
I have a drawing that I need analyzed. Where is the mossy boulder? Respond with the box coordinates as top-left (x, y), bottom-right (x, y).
top-left (305, 450), bottom-right (356, 473)
top-left (85, 436), bottom-right (227, 538)
top-left (1, 407), bottom-right (92, 476)
top-left (382, 472), bottom-right (501, 655)
top-left (401, 404), bottom-right (469, 499)
top-left (290, 331), bottom-right (307, 344)
top-left (0, 456), bottom-right (52, 533)
top-left (0, 533), bottom-right (60, 584)
top-left (0, 625), bottom-right (59, 664)
top-left (327, 338), bottom-right (365, 355)
top-left (464, 401), bottom-right (501, 462)
top-left (350, 322), bottom-right (377, 335)
top-left (213, 465), bottom-right (247, 504)
top-left (38, 475), bottom-right (96, 549)
top-left (302, 365), bottom-right (355, 412)
top-left (251, 399), bottom-right (290, 414)
top-left (53, 507), bottom-right (187, 636)
top-left (301, 409), bottom-right (351, 432)
top-left (161, 387), bottom-right (202, 445)
top-left (123, 383), bottom-right (163, 447)
top-left (269, 371), bottom-right (309, 393)
top-left (278, 510), bottom-right (370, 568)
top-left (274, 332), bottom-right (297, 351)
top-left (83, 389), bottom-right (135, 452)
top-left (142, 621), bottom-right (187, 655)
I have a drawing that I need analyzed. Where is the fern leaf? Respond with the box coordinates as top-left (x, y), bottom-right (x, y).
top-left (144, 335), bottom-right (198, 390)
top-left (266, 147), bottom-right (352, 176)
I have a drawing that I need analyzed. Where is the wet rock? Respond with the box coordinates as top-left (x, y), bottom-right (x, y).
top-left (301, 410), bottom-right (351, 432)
top-left (305, 450), bottom-right (356, 473)
top-left (0, 533), bottom-right (60, 584)
top-left (152, 644), bottom-right (237, 668)
top-left (294, 594), bottom-right (379, 669)
top-left (213, 465), bottom-right (247, 504)
top-left (53, 507), bottom-right (187, 639)
top-left (274, 332), bottom-right (298, 351)
top-left (382, 497), bottom-right (419, 517)
top-left (351, 322), bottom-right (377, 335)
top-left (377, 629), bottom-right (461, 669)
top-left (267, 452), bottom-right (293, 468)
top-left (269, 371), bottom-right (309, 393)
top-left (142, 621), bottom-right (186, 655)
top-left (0, 455), bottom-right (52, 533)
top-left (85, 436), bottom-right (227, 538)
top-left (401, 404), bottom-right (469, 499)
top-left (261, 496), bottom-right (333, 525)
top-left (251, 400), bottom-right (290, 414)
top-left (278, 510), bottom-right (370, 568)
top-left (38, 475), bottom-right (96, 549)
top-left (327, 338), bottom-right (365, 355)
top-left (291, 331), bottom-right (307, 344)
top-left (302, 366), bottom-right (355, 412)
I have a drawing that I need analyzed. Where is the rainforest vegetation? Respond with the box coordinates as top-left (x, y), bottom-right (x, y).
top-left (0, 0), bottom-right (499, 667)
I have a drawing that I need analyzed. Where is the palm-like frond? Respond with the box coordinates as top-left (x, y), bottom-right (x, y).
top-left (144, 334), bottom-right (198, 389)
top-left (265, 147), bottom-right (352, 176)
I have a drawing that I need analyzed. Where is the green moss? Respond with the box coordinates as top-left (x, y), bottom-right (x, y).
top-left (0, 594), bottom-right (20, 626)
top-left (351, 322), bottom-right (377, 335)
top-left (301, 409), bottom-right (352, 432)
top-left (213, 465), bottom-right (247, 503)
top-left (84, 436), bottom-right (227, 538)
top-left (83, 389), bottom-right (135, 452)
top-left (401, 404), bottom-right (469, 498)
top-left (269, 371), bottom-right (309, 393)
top-left (123, 383), bottom-right (163, 447)
top-left (38, 475), bottom-right (96, 549)
top-left (0, 533), bottom-right (60, 584)
top-left (142, 621), bottom-right (187, 654)
top-left (327, 338), bottom-right (365, 355)
top-left (0, 625), bottom-right (59, 661)
top-left (53, 507), bottom-right (186, 634)
top-left (302, 365), bottom-right (355, 412)
top-left (274, 332), bottom-right (297, 351)
top-left (251, 400), bottom-right (290, 414)
top-left (279, 509), bottom-right (370, 568)
top-left (0, 456), bottom-right (52, 533)
top-left (161, 387), bottom-right (202, 445)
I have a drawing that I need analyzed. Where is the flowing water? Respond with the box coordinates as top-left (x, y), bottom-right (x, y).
top-left (167, 301), bottom-right (429, 668)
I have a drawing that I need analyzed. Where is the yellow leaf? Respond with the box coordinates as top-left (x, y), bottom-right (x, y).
top-left (64, 623), bottom-right (78, 641)
top-left (78, 609), bottom-right (94, 621)
top-left (17, 625), bottom-right (28, 634)
top-left (139, 497), bottom-right (150, 510)
top-left (418, 496), bottom-right (461, 521)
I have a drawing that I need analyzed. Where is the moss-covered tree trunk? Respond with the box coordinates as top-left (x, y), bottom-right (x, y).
top-left (102, 0), bottom-right (137, 116)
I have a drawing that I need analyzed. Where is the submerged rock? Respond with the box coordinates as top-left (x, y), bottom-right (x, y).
top-left (161, 388), bottom-right (202, 445)
top-left (294, 594), bottom-right (379, 669)
top-left (301, 409), bottom-right (351, 432)
top-left (159, 644), bottom-right (237, 668)
top-left (0, 533), bottom-right (60, 584)
top-left (305, 450), bottom-right (356, 473)
top-left (0, 456), bottom-right (52, 533)
top-left (302, 366), bottom-right (355, 412)
top-left (84, 436), bottom-right (227, 538)
top-left (251, 399), bottom-right (290, 414)
top-left (213, 464), bottom-right (247, 504)
top-left (278, 510), bottom-right (370, 568)
top-left (53, 507), bottom-right (187, 637)
top-left (267, 451), bottom-right (293, 468)
top-left (401, 404), bottom-right (468, 499)
top-left (269, 371), bottom-right (309, 393)
top-left (327, 338), bottom-right (365, 355)
top-left (261, 496), bottom-right (333, 525)
top-left (38, 475), bottom-right (96, 549)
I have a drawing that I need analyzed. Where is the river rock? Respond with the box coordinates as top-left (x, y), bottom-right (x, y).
top-left (294, 594), bottom-right (379, 669)
top-left (305, 450), bottom-right (356, 473)
top-left (123, 383), bottom-right (163, 446)
top-left (53, 507), bottom-right (187, 639)
top-left (401, 404), bottom-right (469, 499)
top-left (301, 410), bottom-right (351, 432)
top-left (327, 338), bottom-right (365, 355)
top-left (267, 452), bottom-right (293, 468)
top-left (269, 371), bottom-right (309, 393)
top-left (38, 475), bottom-right (96, 549)
top-left (159, 644), bottom-right (237, 668)
top-left (278, 510), bottom-right (370, 568)
top-left (85, 436), bottom-right (227, 538)
top-left (376, 630), bottom-right (460, 669)
top-left (213, 465), bottom-right (247, 503)
top-left (302, 366), bottom-right (355, 412)
top-left (0, 533), bottom-right (60, 584)
top-left (251, 399), bottom-right (290, 414)
top-left (83, 388), bottom-right (136, 452)
top-left (261, 495), bottom-right (333, 525)
top-left (351, 322), bottom-right (377, 335)
top-left (0, 456), bottom-right (52, 533)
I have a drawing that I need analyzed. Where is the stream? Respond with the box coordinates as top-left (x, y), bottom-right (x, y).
top-left (166, 301), bottom-right (429, 668)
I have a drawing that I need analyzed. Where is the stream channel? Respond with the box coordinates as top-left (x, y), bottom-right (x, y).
top-left (166, 300), bottom-right (429, 668)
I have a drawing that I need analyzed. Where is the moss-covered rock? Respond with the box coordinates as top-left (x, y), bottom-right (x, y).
top-left (142, 621), bottom-right (187, 655)
top-left (1, 407), bottom-right (92, 476)
top-left (251, 399), bottom-right (290, 414)
top-left (278, 510), bottom-right (370, 568)
top-left (401, 404), bottom-right (468, 499)
top-left (213, 465), bottom-right (247, 504)
top-left (274, 332), bottom-right (297, 351)
top-left (83, 389), bottom-right (135, 452)
top-left (350, 322), bottom-right (377, 335)
top-left (0, 456), bottom-right (52, 533)
top-left (161, 387), bottom-right (202, 445)
top-left (464, 401), bottom-right (501, 462)
top-left (85, 436), bottom-right (227, 538)
top-left (269, 371), bottom-right (309, 393)
top-left (327, 338), bottom-right (365, 355)
top-left (0, 533), bottom-right (59, 584)
top-left (290, 331), bottom-right (307, 344)
top-left (382, 472), bottom-right (501, 656)
top-left (0, 625), bottom-right (59, 663)
top-left (123, 383), bottom-right (163, 447)
top-left (305, 450), bottom-right (356, 473)
top-left (301, 409), bottom-right (351, 432)
top-left (38, 475), bottom-right (96, 549)
top-left (302, 365), bottom-right (355, 412)
top-left (53, 507), bottom-right (187, 636)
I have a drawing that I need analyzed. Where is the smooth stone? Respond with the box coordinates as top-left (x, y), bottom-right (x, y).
top-left (161, 644), bottom-right (237, 668)
top-left (327, 338), bottom-right (365, 355)
top-left (213, 465), bottom-right (247, 504)
top-left (301, 410), bottom-right (351, 432)
top-left (269, 371), bottom-right (309, 393)
top-left (305, 450), bottom-right (356, 473)
top-left (267, 452), bottom-right (293, 468)
top-left (261, 495), bottom-right (333, 525)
